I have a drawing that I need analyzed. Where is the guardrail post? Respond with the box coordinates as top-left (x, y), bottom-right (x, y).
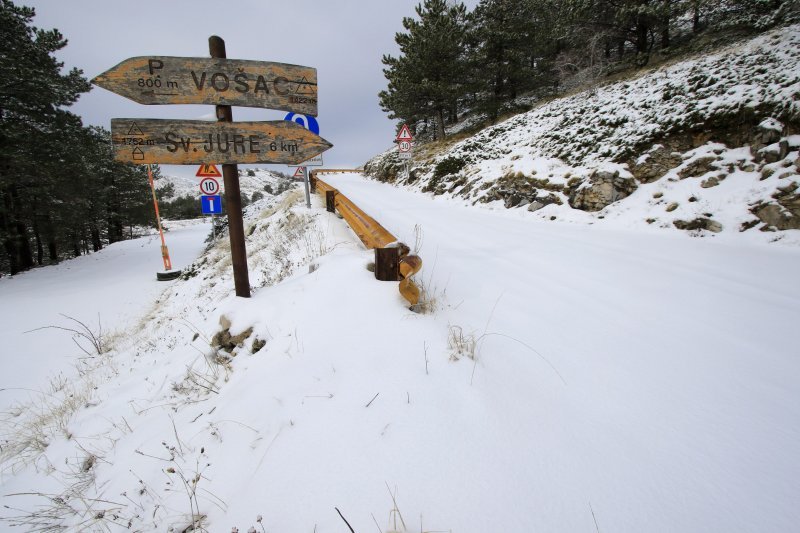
top-left (375, 247), bottom-right (400, 281)
top-left (325, 190), bottom-right (336, 213)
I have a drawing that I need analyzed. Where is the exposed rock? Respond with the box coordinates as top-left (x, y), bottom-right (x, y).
top-left (701, 176), bottom-right (720, 188)
top-left (673, 218), bottom-right (723, 233)
top-left (211, 315), bottom-right (253, 353)
top-left (251, 338), bottom-right (267, 353)
top-left (678, 156), bottom-right (717, 179)
top-left (653, 192), bottom-right (664, 199)
top-left (752, 118), bottom-right (784, 151)
top-left (758, 145), bottom-right (782, 164)
top-left (666, 202), bottom-right (679, 212)
top-left (754, 185), bottom-right (800, 229)
top-left (740, 219), bottom-right (760, 232)
top-left (753, 203), bottom-right (800, 230)
top-left (527, 194), bottom-right (563, 212)
top-left (630, 145), bottom-right (683, 183)
top-left (483, 172), bottom-right (565, 208)
top-left (779, 140), bottom-right (790, 160)
top-left (568, 170), bottom-right (637, 212)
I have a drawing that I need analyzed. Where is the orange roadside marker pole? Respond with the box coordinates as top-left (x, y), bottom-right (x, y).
top-left (147, 164), bottom-right (172, 271)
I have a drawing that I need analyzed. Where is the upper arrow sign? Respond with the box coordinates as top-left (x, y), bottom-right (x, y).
top-left (93, 56), bottom-right (318, 116)
top-left (110, 118), bottom-right (332, 165)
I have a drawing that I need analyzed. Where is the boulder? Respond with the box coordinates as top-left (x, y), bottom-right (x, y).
top-left (569, 170), bottom-right (637, 212)
top-left (753, 204), bottom-right (800, 230)
top-left (630, 145), bottom-right (683, 183)
top-left (527, 194), bottom-right (563, 212)
top-left (752, 118), bottom-right (784, 149)
top-left (211, 314), bottom-right (253, 353)
top-left (754, 187), bottom-right (800, 230)
top-left (678, 156), bottom-right (717, 179)
top-left (673, 218), bottom-right (723, 233)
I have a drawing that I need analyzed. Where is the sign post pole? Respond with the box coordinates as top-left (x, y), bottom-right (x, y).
top-left (209, 35), bottom-right (250, 298)
top-left (302, 166), bottom-right (311, 208)
top-left (147, 164), bottom-right (172, 271)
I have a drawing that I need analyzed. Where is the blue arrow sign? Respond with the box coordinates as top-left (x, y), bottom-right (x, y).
top-left (283, 112), bottom-right (319, 135)
top-left (201, 195), bottom-right (223, 215)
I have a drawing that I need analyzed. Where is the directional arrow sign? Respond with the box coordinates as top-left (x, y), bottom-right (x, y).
top-left (93, 56), bottom-right (318, 116)
top-left (110, 119), bottom-right (332, 165)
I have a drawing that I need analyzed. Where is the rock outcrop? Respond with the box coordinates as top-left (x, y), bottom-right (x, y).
top-left (569, 170), bottom-right (638, 212)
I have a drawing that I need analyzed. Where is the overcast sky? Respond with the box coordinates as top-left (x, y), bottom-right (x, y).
top-left (23, 0), bottom-right (478, 179)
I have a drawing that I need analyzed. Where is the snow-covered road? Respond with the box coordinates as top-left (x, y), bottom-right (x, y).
top-left (324, 172), bottom-right (800, 532)
top-left (0, 221), bottom-right (210, 409)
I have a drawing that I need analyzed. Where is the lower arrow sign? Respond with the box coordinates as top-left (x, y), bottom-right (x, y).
top-left (110, 119), bottom-right (332, 165)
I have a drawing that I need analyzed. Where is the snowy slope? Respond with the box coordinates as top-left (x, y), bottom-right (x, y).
top-left (365, 24), bottom-right (800, 246)
top-left (2, 176), bottom-right (799, 532)
top-left (0, 220), bottom-right (209, 409)
top-left (156, 168), bottom-right (292, 201)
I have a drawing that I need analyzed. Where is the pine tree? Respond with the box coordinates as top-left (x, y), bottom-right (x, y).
top-left (0, 0), bottom-right (90, 273)
top-left (379, 0), bottom-right (469, 140)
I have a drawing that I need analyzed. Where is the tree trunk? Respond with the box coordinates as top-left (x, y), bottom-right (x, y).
top-left (33, 218), bottom-right (43, 265)
top-left (14, 220), bottom-right (34, 271)
top-left (91, 223), bottom-right (102, 252)
top-left (48, 238), bottom-right (58, 263)
top-left (436, 107), bottom-right (446, 140)
top-left (636, 18), bottom-right (650, 54)
top-left (44, 215), bottom-right (58, 263)
top-left (71, 231), bottom-right (81, 257)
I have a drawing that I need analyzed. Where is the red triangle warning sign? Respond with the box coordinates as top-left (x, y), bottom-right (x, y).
top-left (396, 124), bottom-right (413, 142)
top-left (196, 164), bottom-right (222, 178)
top-left (293, 167), bottom-right (304, 178)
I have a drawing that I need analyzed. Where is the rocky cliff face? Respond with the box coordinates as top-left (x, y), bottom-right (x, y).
top-left (365, 24), bottom-right (800, 245)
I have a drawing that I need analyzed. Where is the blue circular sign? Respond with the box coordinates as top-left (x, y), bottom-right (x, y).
top-left (283, 113), bottom-right (319, 135)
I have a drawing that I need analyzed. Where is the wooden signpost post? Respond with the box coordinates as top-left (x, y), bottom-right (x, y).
top-left (93, 36), bottom-right (332, 298)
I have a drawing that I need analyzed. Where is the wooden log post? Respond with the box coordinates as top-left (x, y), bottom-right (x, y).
top-left (374, 247), bottom-right (400, 281)
top-left (325, 190), bottom-right (336, 213)
top-left (210, 35), bottom-right (250, 298)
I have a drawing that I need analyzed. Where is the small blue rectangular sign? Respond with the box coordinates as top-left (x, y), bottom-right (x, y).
top-left (201, 195), bottom-right (223, 215)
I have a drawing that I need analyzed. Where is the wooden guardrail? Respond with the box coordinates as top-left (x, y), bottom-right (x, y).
top-left (310, 169), bottom-right (423, 307)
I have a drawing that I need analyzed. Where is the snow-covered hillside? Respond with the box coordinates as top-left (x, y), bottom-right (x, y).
top-left (366, 24), bottom-right (800, 246)
top-left (156, 168), bottom-right (293, 201)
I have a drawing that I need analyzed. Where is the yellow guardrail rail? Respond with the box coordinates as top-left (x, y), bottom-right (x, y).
top-left (310, 169), bottom-right (423, 308)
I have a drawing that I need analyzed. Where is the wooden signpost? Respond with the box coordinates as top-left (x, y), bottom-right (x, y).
top-left (110, 119), bottom-right (332, 165)
top-left (92, 57), bottom-right (318, 116)
top-left (94, 36), bottom-right (332, 298)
